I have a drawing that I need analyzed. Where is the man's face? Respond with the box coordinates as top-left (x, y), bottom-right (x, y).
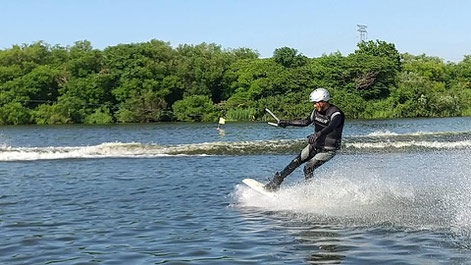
top-left (313, 101), bottom-right (327, 112)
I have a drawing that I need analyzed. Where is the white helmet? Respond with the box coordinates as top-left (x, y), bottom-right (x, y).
top-left (309, 88), bottom-right (330, 102)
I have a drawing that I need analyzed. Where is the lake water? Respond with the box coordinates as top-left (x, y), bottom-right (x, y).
top-left (1, 117), bottom-right (471, 264)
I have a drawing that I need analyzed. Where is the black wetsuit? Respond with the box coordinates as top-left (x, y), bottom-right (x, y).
top-left (308, 104), bottom-right (345, 150)
top-left (277, 104), bottom-right (345, 180)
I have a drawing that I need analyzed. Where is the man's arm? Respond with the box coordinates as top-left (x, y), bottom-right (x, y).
top-left (278, 114), bottom-right (313, 128)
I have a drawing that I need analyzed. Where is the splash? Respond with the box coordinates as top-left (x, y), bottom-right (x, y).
top-left (233, 171), bottom-right (471, 235)
top-left (234, 175), bottom-right (416, 222)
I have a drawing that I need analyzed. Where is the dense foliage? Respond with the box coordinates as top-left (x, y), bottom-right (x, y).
top-left (1, 39), bottom-right (470, 125)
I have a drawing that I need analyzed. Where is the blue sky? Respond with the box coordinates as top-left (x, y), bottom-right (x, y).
top-left (2, 0), bottom-right (470, 62)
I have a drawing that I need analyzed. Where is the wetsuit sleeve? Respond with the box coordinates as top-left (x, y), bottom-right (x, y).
top-left (316, 112), bottom-right (342, 137)
top-left (286, 114), bottom-right (314, 127)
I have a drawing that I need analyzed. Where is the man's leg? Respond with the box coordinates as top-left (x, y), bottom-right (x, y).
top-left (303, 150), bottom-right (337, 180)
top-left (264, 144), bottom-right (315, 191)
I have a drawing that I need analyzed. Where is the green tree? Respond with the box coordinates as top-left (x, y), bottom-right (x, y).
top-left (115, 89), bottom-right (169, 123)
top-left (104, 40), bottom-right (177, 122)
top-left (272, 47), bottom-right (307, 68)
top-left (355, 40), bottom-right (401, 72)
top-left (172, 95), bottom-right (217, 122)
top-left (175, 43), bottom-right (238, 103)
top-left (454, 55), bottom-right (471, 87)
top-left (0, 102), bottom-right (31, 125)
top-left (347, 40), bottom-right (402, 100)
top-left (32, 95), bottom-right (85, 124)
top-left (330, 89), bottom-right (366, 119)
top-left (0, 65), bottom-right (61, 108)
top-left (0, 42), bottom-right (51, 74)
top-left (68, 40), bottom-right (103, 77)
top-left (401, 53), bottom-right (448, 82)
top-left (231, 47), bottom-right (259, 60)
top-left (309, 52), bottom-right (350, 89)
top-left (1, 38), bottom-right (470, 124)
top-left (224, 58), bottom-right (289, 101)
top-left (84, 106), bottom-right (114, 124)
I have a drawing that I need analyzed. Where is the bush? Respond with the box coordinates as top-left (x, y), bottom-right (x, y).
top-left (0, 102), bottom-right (31, 125)
top-left (172, 95), bottom-right (218, 122)
top-left (256, 92), bottom-right (312, 121)
top-left (84, 107), bottom-right (114, 124)
top-left (362, 98), bottom-right (395, 119)
top-left (225, 91), bottom-right (251, 109)
top-left (32, 97), bottom-right (85, 124)
top-left (226, 107), bottom-right (257, 121)
top-left (330, 89), bottom-right (366, 119)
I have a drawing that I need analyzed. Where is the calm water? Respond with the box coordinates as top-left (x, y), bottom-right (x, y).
top-left (1, 117), bottom-right (471, 264)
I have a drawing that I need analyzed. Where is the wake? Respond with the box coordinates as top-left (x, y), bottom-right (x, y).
top-left (1, 130), bottom-right (471, 161)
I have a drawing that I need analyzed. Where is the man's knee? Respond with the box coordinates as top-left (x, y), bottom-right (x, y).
top-left (303, 165), bottom-right (314, 180)
top-left (303, 157), bottom-right (328, 180)
top-left (289, 154), bottom-right (302, 168)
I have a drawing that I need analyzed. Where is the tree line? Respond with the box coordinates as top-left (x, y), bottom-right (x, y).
top-left (0, 39), bottom-right (470, 125)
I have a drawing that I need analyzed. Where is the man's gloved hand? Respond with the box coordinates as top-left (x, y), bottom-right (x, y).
top-left (278, 120), bottom-right (289, 128)
top-left (307, 133), bottom-right (319, 144)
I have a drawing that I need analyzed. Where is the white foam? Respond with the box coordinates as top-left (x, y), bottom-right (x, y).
top-left (362, 130), bottom-right (468, 138)
top-left (234, 168), bottom-right (471, 235)
top-left (235, 176), bottom-right (415, 218)
top-left (0, 142), bottom-right (184, 161)
top-left (346, 140), bottom-right (471, 150)
top-left (0, 140), bottom-right (294, 161)
top-left (2, 138), bottom-right (470, 161)
top-left (366, 130), bottom-right (400, 137)
top-left (2, 139), bottom-right (297, 161)
top-left (448, 178), bottom-right (471, 238)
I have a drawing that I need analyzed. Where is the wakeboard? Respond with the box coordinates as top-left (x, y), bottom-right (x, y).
top-left (242, 178), bottom-right (275, 197)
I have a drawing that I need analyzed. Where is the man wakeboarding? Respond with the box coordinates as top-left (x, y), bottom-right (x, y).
top-left (264, 88), bottom-right (345, 191)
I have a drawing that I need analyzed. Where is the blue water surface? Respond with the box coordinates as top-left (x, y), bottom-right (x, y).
top-left (1, 117), bottom-right (471, 264)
